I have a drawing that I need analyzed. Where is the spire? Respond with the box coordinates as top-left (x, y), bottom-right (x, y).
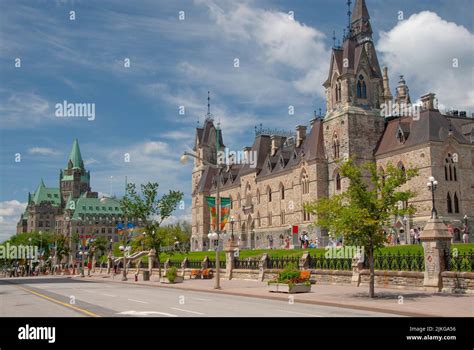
top-left (207, 91), bottom-right (211, 115)
top-left (382, 66), bottom-right (393, 103)
top-left (40, 178), bottom-right (45, 188)
top-left (395, 75), bottom-right (411, 106)
top-left (67, 139), bottom-right (84, 169)
top-left (351, 0), bottom-right (370, 23)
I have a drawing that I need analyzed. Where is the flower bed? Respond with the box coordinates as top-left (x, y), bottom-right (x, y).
top-left (268, 263), bottom-right (312, 294)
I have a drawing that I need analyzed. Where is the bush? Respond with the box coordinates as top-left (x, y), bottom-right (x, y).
top-left (166, 266), bottom-right (178, 283)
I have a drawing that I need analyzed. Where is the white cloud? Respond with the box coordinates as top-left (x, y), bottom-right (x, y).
top-left (0, 200), bottom-right (27, 242)
top-left (84, 158), bottom-right (100, 166)
top-left (28, 147), bottom-right (61, 156)
top-left (378, 11), bottom-right (474, 109)
top-left (0, 91), bottom-right (52, 129)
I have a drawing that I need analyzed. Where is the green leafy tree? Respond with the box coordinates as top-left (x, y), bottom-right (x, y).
top-left (53, 234), bottom-right (71, 265)
top-left (305, 159), bottom-right (418, 298)
top-left (120, 182), bottom-right (183, 273)
top-left (91, 236), bottom-right (108, 266)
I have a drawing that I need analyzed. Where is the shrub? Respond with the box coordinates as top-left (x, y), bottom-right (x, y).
top-left (166, 266), bottom-right (178, 283)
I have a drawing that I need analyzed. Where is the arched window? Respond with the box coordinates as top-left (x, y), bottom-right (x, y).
top-left (301, 171), bottom-right (309, 194)
top-left (267, 186), bottom-right (272, 202)
top-left (335, 81), bottom-right (342, 102)
top-left (357, 75), bottom-right (367, 99)
top-left (280, 183), bottom-right (285, 200)
top-left (333, 134), bottom-right (340, 159)
top-left (447, 192), bottom-right (453, 214)
top-left (335, 172), bottom-right (341, 191)
top-left (397, 162), bottom-right (406, 178)
top-left (454, 193), bottom-right (459, 213)
top-left (445, 154), bottom-right (457, 182)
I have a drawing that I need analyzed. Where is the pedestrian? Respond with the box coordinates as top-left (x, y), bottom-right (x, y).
top-left (409, 228), bottom-right (415, 245)
top-left (268, 235), bottom-right (274, 249)
top-left (462, 224), bottom-right (469, 243)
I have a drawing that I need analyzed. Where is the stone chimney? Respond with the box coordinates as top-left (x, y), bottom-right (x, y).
top-left (296, 125), bottom-right (307, 147)
top-left (420, 93), bottom-right (436, 111)
top-left (271, 135), bottom-right (283, 156)
top-left (382, 66), bottom-right (393, 104)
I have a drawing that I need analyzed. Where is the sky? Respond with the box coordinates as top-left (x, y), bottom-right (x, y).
top-left (0, 0), bottom-right (473, 241)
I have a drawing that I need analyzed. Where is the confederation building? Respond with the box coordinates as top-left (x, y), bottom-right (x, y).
top-left (190, 0), bottom-right (474, 251)
top-left (16, 139), bottom-right (138, 249)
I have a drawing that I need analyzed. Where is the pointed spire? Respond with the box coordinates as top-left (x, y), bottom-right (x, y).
top-left (351, 0), bottom-right (370, 23)
top-left (382, 66), bottom-right (393, 103)
top-left (67, 138), bottom-right (84, 169)
top-left (40, 178), bottom-right (45, 188)
top-left (207, 91), bottom-right (211, 115)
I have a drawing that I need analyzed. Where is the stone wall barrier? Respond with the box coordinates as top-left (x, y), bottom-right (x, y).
top-left (299, 251), bottom-right (310, 270)
top-left (259, 253), bottom-right (269, 281)
top-left (181, 257), bottom-right (188, 278)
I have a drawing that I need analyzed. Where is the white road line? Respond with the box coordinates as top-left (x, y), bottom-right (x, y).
top-left (192, 298), bottom-right (210, 301)
top-left (275, 309), bottom-right (322, 317)
top-left (102, 293), bottom-right (116, 297)
top-left (127, 298), bottom-right (148, 304)
top-left (170, 307), bottom-right (205, 315)
top-left (117, 310), bottom-right (178, 317)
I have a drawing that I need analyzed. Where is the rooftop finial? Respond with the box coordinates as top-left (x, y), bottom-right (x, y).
top-left (332, 30), bottom-right (336, 48)
top-left (207, 91), bottom-right (210, 115)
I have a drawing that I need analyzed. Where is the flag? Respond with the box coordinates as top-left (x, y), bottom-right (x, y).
top-left (206, 196), bottom-right (231, 231)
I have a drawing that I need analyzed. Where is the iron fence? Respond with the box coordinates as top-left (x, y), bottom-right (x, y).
top-left (267, 256), bottom-right (300, 269)
top-left (363, 252), bottom-right (425, 271)
top-left (446, 250), bottom-right (474, 272)
top-left (187, 260), bottom-right (202, 269)
top-left (234, 258), bottom-right (260, 269)
top-left (308, 255), bottom-right (352, 271)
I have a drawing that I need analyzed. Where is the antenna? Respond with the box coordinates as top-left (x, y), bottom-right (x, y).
top-left (332, 30), bottom-right (336, 48)
top-left (207, 91), bottom-right (210, 115)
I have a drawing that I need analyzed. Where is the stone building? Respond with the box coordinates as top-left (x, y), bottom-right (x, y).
top-left (190, 0), bottom-right (474, 251)
top-left (17, 139), bottom-right (139, 253)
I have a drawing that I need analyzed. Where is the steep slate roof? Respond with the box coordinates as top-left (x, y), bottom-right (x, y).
top-left (71, 195), bottom-right (123, 221)
top-left (352, 0), bottom-right (370, 22)
top-left (67, 139), bottom-right (84, 169)
top-left (375, 110), bottom-right (472, 156)
top-left (31, 180), bottom-right (61, 206)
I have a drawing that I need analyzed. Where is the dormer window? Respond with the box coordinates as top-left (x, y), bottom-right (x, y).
top-left (397, 128), bottom-right (405, 143)
top-left (357, 75), bottom-right (367, 99)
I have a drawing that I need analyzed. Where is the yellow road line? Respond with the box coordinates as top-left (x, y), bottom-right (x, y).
top-left (16, 285), bottom-right (100, 317)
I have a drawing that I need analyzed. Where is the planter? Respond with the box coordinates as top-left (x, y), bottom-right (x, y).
top-left (268, 283), bottom-right (311, 294)
top-left (160, 276), bottom-right (184, 284)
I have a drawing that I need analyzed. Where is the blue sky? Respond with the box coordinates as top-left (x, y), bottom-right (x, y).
top-left (0, 0), bottom-right (473, 240)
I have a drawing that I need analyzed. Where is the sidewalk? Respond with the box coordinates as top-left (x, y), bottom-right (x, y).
top-left (77, 273), bottom-right (474, 317)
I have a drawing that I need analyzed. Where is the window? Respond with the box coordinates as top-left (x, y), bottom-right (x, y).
top-left (333, 134), bottom-right (340, 159)
top-left (267, 187), bottom-right (272, 202)
top-left (445, 154), bottom-right (457, 182)
top-left (357, 75), bottom-right (367, 99)
top-left (454, 193), bottom-right (459, 213)
top-left (280, 184), bottom-right (285, 200)
top-left (280, 211), bottom-right (285, 225)
top-left (335, 172), bottom-right (341, 191)
top-left (447, 192), bottom-right (453, 213)
top-left (101, 228), bottom-right (106, 234)
top-left (301, 171), bottom-right (309, 194)
top-left (303, 205), bottom-right (311, 221)
top-left (82, 206), bottom-right (86, 210)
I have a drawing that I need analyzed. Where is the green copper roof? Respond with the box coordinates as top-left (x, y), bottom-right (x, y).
top-left (31, 180), bottom-right (61, 206)
top-left (71, 196), bottom-right (123, 220)
top-left (67, 139), bottom-right (84, 169)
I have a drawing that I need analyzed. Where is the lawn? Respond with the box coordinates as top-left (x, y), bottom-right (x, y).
top-left (152, 243), bottom-right (474, 262)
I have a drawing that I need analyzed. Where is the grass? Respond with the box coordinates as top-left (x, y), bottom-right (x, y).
top-left (151, 243), bottom-right (474, 262)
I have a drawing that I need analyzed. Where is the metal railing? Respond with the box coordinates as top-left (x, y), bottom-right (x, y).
top-left (308, 255), bottom-right (352, 271)
top-left (446, 250), bottom-right (474, 272)
top-left (363, 252), bottom-right (425, 272)
top-left (266, 256), bottom-right (300, 269)
top-left (234, 258), bottom-right (260, 269)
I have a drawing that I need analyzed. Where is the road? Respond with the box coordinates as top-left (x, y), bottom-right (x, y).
top-left (0, 276), bottom-right (400, 317)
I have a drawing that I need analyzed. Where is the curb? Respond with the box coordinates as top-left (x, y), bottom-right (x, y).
top-left (75, 276), bottom-right (434, 317)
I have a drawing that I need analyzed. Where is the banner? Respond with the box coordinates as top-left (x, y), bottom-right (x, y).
top-left (206, 196), bottom-right (231, 231)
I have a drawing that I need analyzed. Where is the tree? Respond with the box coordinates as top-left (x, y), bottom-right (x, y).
top-left (120, 182), bottom-right (183, 274)
top-left (52, 234), bottom-right (71, 266)
top-left (305, 159), bottom-right (418, 298)
top-left (91, 236), bottom-right (108, 267)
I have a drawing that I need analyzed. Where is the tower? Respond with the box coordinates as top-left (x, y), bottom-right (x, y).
top-left (322, 0), bottom-right (386, 195)
top-left (60, 139), bottom-right (91, 203)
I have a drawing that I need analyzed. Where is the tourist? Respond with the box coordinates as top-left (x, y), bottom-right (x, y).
top-left (462, 225), bottom-right (469, 243)
top-left (268, 235), bottom-right (274, 249)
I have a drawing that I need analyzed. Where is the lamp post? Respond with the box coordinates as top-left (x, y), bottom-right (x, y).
top-left (181, 147), bottom-right (224, 289)
top-left (427, 176), bottom-right (439, 219)
top-left (402, 215), bottom-right (409, 245)
top-left (230, 216), bottom-right (235, 241)
top-left (464, 215), bottom-right (468, 226)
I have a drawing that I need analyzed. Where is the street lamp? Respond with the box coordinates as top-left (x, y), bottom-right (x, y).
top-left (402, 215), bottom-right (408, 245)
top-left (427, 176), bottom-right (439, 219)
top-left (464, 215), bottom-right (468, 226)
top-left (181, 145), bottom-right (224, 289)
top-left (230, 216), bottom-right (235, 241)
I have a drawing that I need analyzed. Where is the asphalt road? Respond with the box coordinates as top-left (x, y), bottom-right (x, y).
top-left (0, 276), bottom-right (400, 317)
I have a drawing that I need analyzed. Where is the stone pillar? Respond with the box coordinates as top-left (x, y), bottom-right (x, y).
top-left (351, 255), bottom-right (364, 287)
top-left (259, 253), bottom-right (269, 282)
top-left (299, 251), bottom-right (310, 270)
top-left (181, 257), bottom-right (188, 279)
top-left (107, 253), bottom-right (112, 274)
top-left (164, 258), bottom-right (170, 277)
top-left (224, 240), bottom-right (238, 280)
top-left (147, 249), bottom-right (156, 276)
top-left (420, 218), bottom-right (451, 292)
top-left (202, 256), bottom-right (209, 269)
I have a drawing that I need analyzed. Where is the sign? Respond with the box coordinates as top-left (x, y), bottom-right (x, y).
top-left (292, 225), bottom-right (299, 235)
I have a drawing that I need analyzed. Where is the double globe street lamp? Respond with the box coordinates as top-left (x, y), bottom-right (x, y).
top-left (180, 149), bottom-right (226, 290)
top-left (427, 176), bottom-right (439, 219)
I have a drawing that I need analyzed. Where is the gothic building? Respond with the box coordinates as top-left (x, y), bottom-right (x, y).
top-left (17, 139), bottom-right (137, 250)
top-left (190, 0), bottom-right (474, 251)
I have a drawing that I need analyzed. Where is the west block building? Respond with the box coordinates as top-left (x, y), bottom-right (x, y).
top-left (190, 0), bottom-right (474, 251)
top-left (16, 139), bottom-right (138, 251)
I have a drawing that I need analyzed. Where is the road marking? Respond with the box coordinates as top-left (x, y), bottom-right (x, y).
top-left (127, 298), bottom-right (148, 304)
top-left (192, 298), bottom-right (210, 301)
top-left (117, 310), bottom-right (178, 317)
top-left (102, 293), bottom-right (116, 297)
top-left (170, 307), bottom-right (205, 315)
top-left (15, 285), bottom-right (100, 317)
top-left (275, 309), bottom-right (322, 317)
